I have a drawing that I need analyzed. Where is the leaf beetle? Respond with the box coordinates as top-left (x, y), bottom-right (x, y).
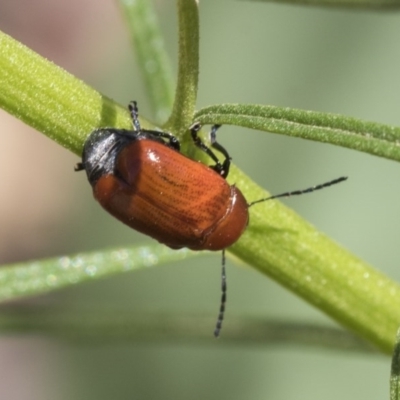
top-left (76, 101), bottom-right (347, 337)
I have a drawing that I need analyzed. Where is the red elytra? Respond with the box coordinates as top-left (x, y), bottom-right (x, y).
top-left (91, 138), bottom-right (248, 251)
top-left (76, 101), bottom-right (347, 337)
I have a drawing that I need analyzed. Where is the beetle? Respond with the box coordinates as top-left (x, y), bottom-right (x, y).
top-left (76, 101), bottom-right (347, 337)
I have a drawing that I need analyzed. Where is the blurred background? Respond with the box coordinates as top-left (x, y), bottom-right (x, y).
top-left (1, 0), bottom-right (400, 399)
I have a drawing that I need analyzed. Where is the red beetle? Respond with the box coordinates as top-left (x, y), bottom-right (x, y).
top-left (76, 101), bottom-right (346, 337)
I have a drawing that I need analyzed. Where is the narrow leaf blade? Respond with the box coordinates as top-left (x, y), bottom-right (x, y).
top-left (195, 104), bottom-right (400, 163)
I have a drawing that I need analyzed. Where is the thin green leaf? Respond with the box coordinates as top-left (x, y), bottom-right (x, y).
top-left (246, 0), bottom-right (400, 9)
top-left (165, 0), bottom-right (199, 139)
top-left (194, 104), bottom-right (400, 163)
top-left (118, 0), bottom-right (175, 123)
top-left (391, 327), bottom-right (400, 400)
top-left (0, 307), bottom-right (376, 353)
top-left (0, 245), bottom-right (197, 302)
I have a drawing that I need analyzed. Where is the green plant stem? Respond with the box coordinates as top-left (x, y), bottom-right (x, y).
top-left (0, 31), bottom-right (156, 156)
top-left (391, 328), bottom-right (400, 400)
top-left (165, 0), bottom-right (199, 138)
top-left (227, 166), bottom-right (400, 354)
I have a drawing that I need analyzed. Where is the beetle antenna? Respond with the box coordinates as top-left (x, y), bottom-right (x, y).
top-left (214, 249), bottom-right (227, 338)
top-left (128, 101), bottom-right (141, 132)
top-left (248, 176), bottom-right (348, 207)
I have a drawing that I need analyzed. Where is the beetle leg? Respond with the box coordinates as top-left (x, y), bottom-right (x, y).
top-left (159, 132), bottom-right (180, 151)
top-left (144, 130), bottom-right (181, 151)
top-left (74, 162), bottom-right (85, 172)
top-left (128, 101), bottom-right (141, 132)
top-left (189, 122), bottom-right (228, 178)
top-left (210, 125), bottom-right (231, 179)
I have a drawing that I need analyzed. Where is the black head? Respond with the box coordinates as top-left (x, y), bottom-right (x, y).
top-left (76, 129), bottom-right (137, 186)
